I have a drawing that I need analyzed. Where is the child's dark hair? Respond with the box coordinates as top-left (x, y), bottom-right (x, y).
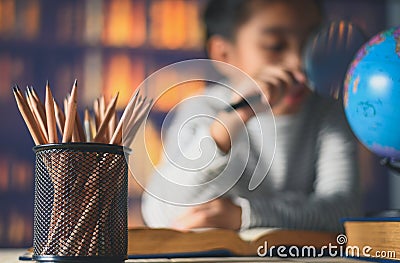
top-left (203, 0), bottom-right (323, 42)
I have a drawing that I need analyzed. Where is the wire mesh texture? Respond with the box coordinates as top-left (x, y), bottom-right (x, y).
top-left (33, 143), bottom-right (129, 262)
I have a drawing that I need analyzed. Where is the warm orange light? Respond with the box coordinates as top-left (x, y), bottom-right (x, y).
top-left (23, 0), bottom-right (40, 40)
top-left (103, 0), bottom-right (146, 47)
top-left (150, 0), bottom-right (203, 50)
top-left (0, 157), bottom-right (9, 191)
top-left (0, 0), bottom-right (16, 38)
top-left (185, 1), bottom-right (203, 49)
top-left (103, 54), bottom-right (144, 109)
top-left (0, 53), bottom-right (12, 100)
top-left (153, 79), bottom-right (205, 112)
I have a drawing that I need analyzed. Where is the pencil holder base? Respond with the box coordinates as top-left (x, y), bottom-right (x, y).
top-left (33, 255), bottom-right (126, 263)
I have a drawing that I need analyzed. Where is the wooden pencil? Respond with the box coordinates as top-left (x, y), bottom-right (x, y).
top-left (13, 86), bottom-right (46, 145)
top-left (45, 81), bottom-right (58, 143)
top-left (30, 86), bottom-right (47, 127)
top-left (99, 95), bottom-right (105, 123)
top-left (63, 97), bottom-right (68, 117)
top-left (17, 87), bottom-right (48, 144)
top-left (108, 111), bottom-right (117, 144)
top-left (74, 111), bottom-right (85, 143)
top-left (84, 108), bottom-right (92, 142)
top-left (99, 95), bottom-right (108, 141)
top-left (125, 96), bottom-right (145, 131)
top-left (90, 114), bottom-right (97, 139)
top-left (27, 87), bottom-right (48, 141)
top-left (93, 98), bottom-right (100, 131)
top-left (110, 89), bottom-right (140, 145)
top-left (25, 89), bottom-right (34, 113)
top-left (93, 93), bottom-right (119, 143)
top-left (62, 80), bottom-right (78, 143)
top-left (124, 99), bottom-right (152, 146)
top-left (54, 99), bottom-right (66, 136)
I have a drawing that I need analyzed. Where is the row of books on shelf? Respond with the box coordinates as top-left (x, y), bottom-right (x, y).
top-left (0, 156), bottom-right (33, 193)
top-left (0, 0), bottom-right (204, 50)
top-left (0, 209), bottom-right (33, 247)
top-left (0, 51), bottom-right (205, 111)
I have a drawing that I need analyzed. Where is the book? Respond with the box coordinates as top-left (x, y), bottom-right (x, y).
top-left (343, 217), bottom-right (400, 262)
top-left (128, 227), bottom-right (339, 258)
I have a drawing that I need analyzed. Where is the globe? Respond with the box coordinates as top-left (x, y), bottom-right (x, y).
top-left (344, 26), bottom-right (400, 159)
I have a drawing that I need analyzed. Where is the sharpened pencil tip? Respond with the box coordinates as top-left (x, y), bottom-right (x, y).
top-left (12, 86), bottom-right (18, 93)
top-left (46, 80), bottom-right (50, 87)
top-left (73, 79), bottom-right (77, 86)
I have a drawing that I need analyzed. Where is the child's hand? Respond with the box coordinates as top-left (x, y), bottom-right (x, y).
top-left (256, 66), bottom-right (306, 106)
top-left (171, 198), bottom-right (242, 231)
top-left (230, 66), bottom-right (307, 117)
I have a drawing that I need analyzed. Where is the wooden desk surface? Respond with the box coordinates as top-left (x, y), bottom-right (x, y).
top-left (0, 249), bottom-right (373, 263)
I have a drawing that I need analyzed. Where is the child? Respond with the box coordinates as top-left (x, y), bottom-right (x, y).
top-left (142, 0), bottom-right (360, 232)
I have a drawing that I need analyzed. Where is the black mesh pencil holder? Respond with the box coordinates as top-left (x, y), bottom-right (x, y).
top-left (33, 143), bottom-right (129, 263)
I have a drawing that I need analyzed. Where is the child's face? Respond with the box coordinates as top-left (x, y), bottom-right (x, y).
top-left (226, 0), bottom-right (322, 114)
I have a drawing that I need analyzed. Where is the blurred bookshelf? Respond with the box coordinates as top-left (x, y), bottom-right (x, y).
top-left (0, 0), bottom-right (207, 247)
top-left (0, 0), bottom-right (390, 248)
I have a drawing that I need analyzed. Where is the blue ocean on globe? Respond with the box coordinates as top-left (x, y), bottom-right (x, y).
top-left (344, 26), bottom-right (400, 159)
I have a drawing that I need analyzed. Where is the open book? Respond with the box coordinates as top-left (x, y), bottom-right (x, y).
top-left (128, 227), bottom-right (339, 258)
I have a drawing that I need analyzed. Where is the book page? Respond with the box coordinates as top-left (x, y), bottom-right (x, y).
top-left (239, 228), bottom-right (281, 242)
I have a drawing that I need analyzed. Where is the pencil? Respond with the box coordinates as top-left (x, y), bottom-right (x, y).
top-left (108, 111), bottom-right (117, 144)
top-left (110, 89), bottom-right (140, 145)
top-left (54, 99), bottom-right (65, 136)
top-left (99, 95), bottom-right (105, 123)
top-left (27, 87), bottom-right (48, 141)
top-left (93, 98), bottom-right (100, 131)
top-left (125, 96), bottom-right (145, 132)
top-left (25, 89), bottom-right (33, 113)
top-left (30, 86), bottom-right (47, 126)
top-left (84, 108), bottom-right (92, 142)
top-left (62, 80), bottom-right (78, 143)
top-left (124, 99), bottom-right (152, 147)
top-left (90, 114), bottom-right (97, 139)
top-left (99, 95), bottom-right (110, 141)
top-left (45, 81), bottom-right (58, 143)
top-left (13, 86), bottom-right (46, 145)
top-left (18, 87), bottom-right (48, 144)
top-left (63, 97), bottom-right (68, 116)
top-left (93, 93), bottom-right (119, 143)
top-left (74, 111), bottom-right (85, 142)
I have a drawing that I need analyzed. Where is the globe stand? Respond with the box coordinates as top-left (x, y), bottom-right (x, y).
top-left (380, 157), bottom-right (400, 174)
